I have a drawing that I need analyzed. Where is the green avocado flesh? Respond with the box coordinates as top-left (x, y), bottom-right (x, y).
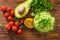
top-left (15, 0), bottom-right (32, 18)
top-left (34, 12), bottom-right (55, 33)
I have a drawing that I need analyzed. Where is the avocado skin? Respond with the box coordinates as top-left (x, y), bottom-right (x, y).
top-left (15, 0), bottom-right (32, 18)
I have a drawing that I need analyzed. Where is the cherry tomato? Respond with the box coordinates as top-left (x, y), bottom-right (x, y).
top-left (7, 16), bottom-right (13, 21)
top-left (7, 7), bottom-right (12, 12)
top-left (4, 12), bottom-right (9, 18)
top-left (12, 26), bottom-right (18, 32)
top-left (15, 21), bottom-right (20, 27)
top-left (20, 18), bottom-right (24, 24)
top-left (9, 21), bottom-right (15, 26)
top-left (1, 6), bottom-right (6, 12)
top-left (17, 29), bottom-right (23, 35)
top-left (10, 10), bottom-right (14, 16)
top-left (6, 24), bottom-right (11, 31)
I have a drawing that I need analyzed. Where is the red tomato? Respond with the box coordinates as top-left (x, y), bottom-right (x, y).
top-left (10, 10), bottom-right (14, 16)
top-left (6, 24), bottom-right (11, 31)
top-left (15, 21), bottom-right (20, 27)
top-left (12, 26), bottom-right (18, 32)
top-left (4, 12), bottom-right (9, 18)
top-left (7, 7), bottom-right (12, 12)
top-left (1, 6), bottom-right (6, 12)
top-left (9, 21), bottom-right (15, 26)
top-left (7, 16), bottom-right (13, 21)
top-left (17, 29), bottom-right (23, 35)
top-left (20, 18), bottom-right (24, 24)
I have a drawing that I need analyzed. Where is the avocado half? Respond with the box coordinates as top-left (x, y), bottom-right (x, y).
top-left (15, 0), bottom-right (32, 18)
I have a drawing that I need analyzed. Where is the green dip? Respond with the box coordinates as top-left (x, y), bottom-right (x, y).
top-left (34, 12), bottom-right (55, 32)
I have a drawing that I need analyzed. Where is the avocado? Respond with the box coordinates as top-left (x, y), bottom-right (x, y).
top-left (15, 0), bottom-right (32, 18)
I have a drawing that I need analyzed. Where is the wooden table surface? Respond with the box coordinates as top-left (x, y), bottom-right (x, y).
top-left (0, 0), bottom-right (60, 40)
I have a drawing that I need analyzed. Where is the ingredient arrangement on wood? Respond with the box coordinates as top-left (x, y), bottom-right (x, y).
top-left (1, 0), bottom-right (55, 35)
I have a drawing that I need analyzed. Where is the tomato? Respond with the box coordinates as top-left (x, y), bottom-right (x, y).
top-left (6, 24), bottom-right (11, 31)
top-left (9, 21), bottom-right (15, 26)
top-left (15, 21), bottom-right (20, 27)
top-left (10, 10), bottom-right (14, 16)
top-left (7, 7), bottom-right (12, 12)
top-left (17, 29), bottom-right (23, 35)
top-left (12, 26), bottom-right (18, 32)
top-left (4, 12), bottom-right (9, 18)
top-left (1, 6), bottom-right (6, 12)
top-left (20, 18), bottom-right (24, 24)
top-left (7, 16), bottom-right (13, 21)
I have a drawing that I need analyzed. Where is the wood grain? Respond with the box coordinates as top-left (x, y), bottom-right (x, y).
top-left (0, 0), bottom-right (60, 40)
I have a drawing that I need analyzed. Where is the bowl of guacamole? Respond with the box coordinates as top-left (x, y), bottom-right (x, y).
top-left (34, 12), bottom-right (55, 33)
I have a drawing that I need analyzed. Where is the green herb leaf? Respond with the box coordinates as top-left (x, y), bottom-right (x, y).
top-left (30, 0), bottom-right (53, 15)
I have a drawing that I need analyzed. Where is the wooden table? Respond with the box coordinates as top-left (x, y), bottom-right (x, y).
top-left (0, 0), bottom-right (60, 40)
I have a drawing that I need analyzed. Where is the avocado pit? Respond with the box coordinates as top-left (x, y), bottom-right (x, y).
top-left (18, 7), bottom-right (25, 15)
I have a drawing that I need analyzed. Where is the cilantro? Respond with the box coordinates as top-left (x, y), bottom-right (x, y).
top-left (30, 0), bottom-right (53, 15)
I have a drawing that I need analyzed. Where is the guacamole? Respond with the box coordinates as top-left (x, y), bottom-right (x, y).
top-left (34, 12), bottom-right (55, 32)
